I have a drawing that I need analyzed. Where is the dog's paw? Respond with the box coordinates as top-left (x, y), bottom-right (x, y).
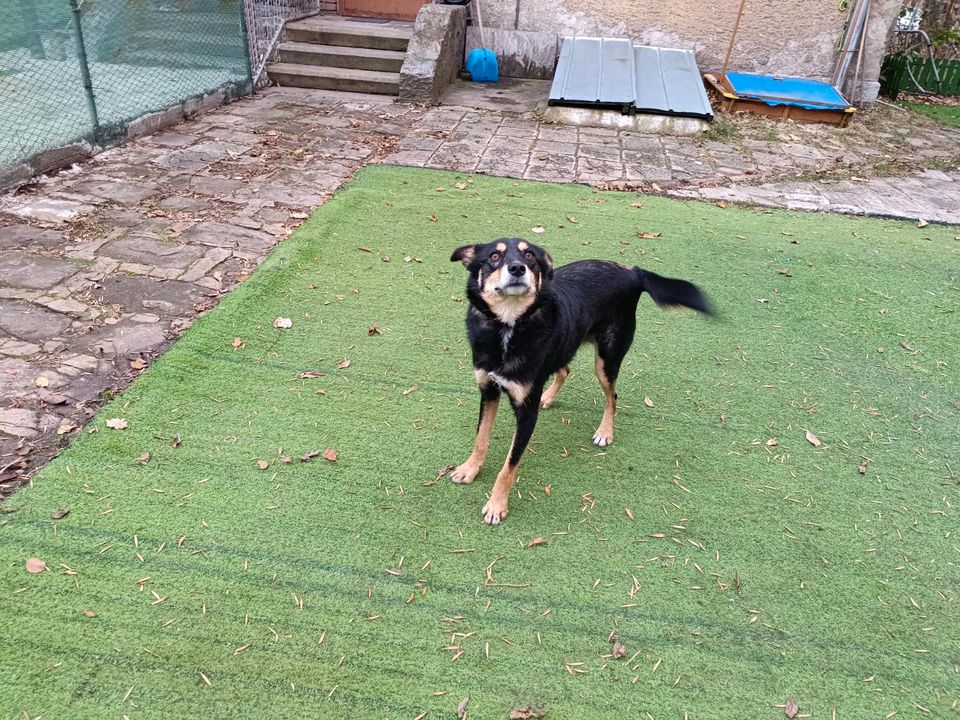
top-left (539, 394), bottom-right (556, 410)
top-left (592, 430), bottom-right (614, 447)
top-left (481, 496), bottom-right (509, 525)
top-left (450, 462), bottom-right (480, 484)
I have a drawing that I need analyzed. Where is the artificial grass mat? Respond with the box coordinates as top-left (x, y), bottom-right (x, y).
top-left (1, 164), bottom-right (958, 720)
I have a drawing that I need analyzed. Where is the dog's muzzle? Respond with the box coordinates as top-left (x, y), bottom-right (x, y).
top-left (496, 263), bottom-right (532, 296)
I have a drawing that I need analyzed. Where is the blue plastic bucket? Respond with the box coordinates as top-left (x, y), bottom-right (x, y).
top-left (466, 47), bottom-right (498, 83)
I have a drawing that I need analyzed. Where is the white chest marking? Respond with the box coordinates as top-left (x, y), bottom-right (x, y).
top-left (500, 328), bottom-right (513, 353)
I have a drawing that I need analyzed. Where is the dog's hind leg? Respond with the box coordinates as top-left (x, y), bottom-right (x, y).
top-left (451, 383), bottom-right (501, 484)
top-left (482, 386), bottom-right (541, 525)
top-left (592, 317), bottom-right (635, 447)
top-left (539, 366), bottom-right (569, 410)
top-left (592, 353), bottom-right (619, 447)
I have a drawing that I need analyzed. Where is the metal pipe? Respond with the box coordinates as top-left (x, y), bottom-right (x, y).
top-left (68, 0), bottom-right (100, 130)
top-left (833, 0), bottom-right (869, 89)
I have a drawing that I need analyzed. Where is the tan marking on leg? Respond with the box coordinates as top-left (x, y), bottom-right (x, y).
top-left (482, 444), bottom-right (518, 525)
top-left (488, 372), bottom-right (531, 405)
top-left (475, 368), bottom-right (491, 389)
top-left (496, 241), bottom-right (507, 252)
top-left (540, 366), bottom-right (569, 410)
top-left (451, 395), bottom-right (500, 484)
top-left (517, 241), bottom-right (528, 251)
top-left (593, 355), bottom-right (617, 447)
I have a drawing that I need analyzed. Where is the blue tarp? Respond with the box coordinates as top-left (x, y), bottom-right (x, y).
top-left (726, 73), bottom-right (852, 111)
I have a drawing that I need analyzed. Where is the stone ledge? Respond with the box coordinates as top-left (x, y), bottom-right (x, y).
top-left (400, 4), bottom-right (467, 104)
top-left (1, 82), bottom-right (251, 194)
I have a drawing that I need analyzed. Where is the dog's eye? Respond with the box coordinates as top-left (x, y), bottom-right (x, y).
top-left (489, 252), bottom-right (501, 262)
top-left (524, 251), bottom-right (535, 260)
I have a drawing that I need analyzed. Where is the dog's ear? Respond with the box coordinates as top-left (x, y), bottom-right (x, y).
top-left (541, 251), bottom-right (554, 280)
top-left (450, 244), bottom-right (478, 268)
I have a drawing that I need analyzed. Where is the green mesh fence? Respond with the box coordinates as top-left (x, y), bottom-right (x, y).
top-left (0, 0), bottom-right (252, 171)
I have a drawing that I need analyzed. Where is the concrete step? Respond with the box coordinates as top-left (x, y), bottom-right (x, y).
top-left (267, 62), bottom-right (401, 95)
top-left (284, 16), bottom-right (413, 51)
top-left (275, 42), bottom-right (406, 73)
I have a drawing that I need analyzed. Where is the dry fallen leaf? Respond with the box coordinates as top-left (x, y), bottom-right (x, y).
top-left (527, 537), bottom-right (547, 548)
top-left (457, 696), bottom-right (470, 719)
top-left (138, 452), bottom-right (151, 465)
top-left (300, 450), bottom-right (321, 462)
top-left (323, 448), bottom-right (338, 462)
top-left (566, 214), bottom-right (579, 223)
top-left (35, 376), bottom-right (49, 388)
top-left (129, 358), bottom-right (147, 370)
top-left (298, 371), bottom-right (324, 379)
top-left (625, 508), bottom-right (634, 520)
top-left (231, 337), bottom-right (244, 348)
top-left (630, 201), bottom-right (643, 208)
top-left (510, 704), bottom-right (547, 719)
top-left (257, 460), bottom-right (269, 470)
top-left (26, 558), bottom-right (47, 574)
top-left (716, 201), bottom-right (727, 208)
top-left (777, 267), bottom-right (792, 277)
top-left (82, 610), bottom-right (97, 618)
top-left (402, 385), bottom-right (419, 396)
top-left (273, 317), bottom-right (293, 329)
top-left (612, 640), bottom-right (626, 659)
top-left (357, 245), bottom-right (373, 253)
top-left (57, 420), bottom-right (76, 435)
top-left (643, 396), bottom-right (654, 407)
top-left (428, 215), bottom-right (438, 222)
top-left (785, 699), bottom-right (799, 718)
top-left (171, 433), bottom-right (182, 449)
top-left (637, 232), bottom-right (661, 239)
top-left (805, 430), bottom-right (821, 447)
top-left (858, 459), bottom-right (870, 474)
top-left (544, 485), bottom-right (552, 496)
top-left (531, 225), bottom-right (545, 234)
top-left (37, 389), bottom-right (67, 405)
top-left (368, 323), bottom-right (383, 336)
top-left (336, 359), bottom-right (351, 370)
top-left (105, 418), bottom-right (128, 430)
top-left (50, 508), bottom-right (70, 520)
top-left (766, 438), bottom-right (778, 447)
top-left (916, 219), bottom-right (928, 228)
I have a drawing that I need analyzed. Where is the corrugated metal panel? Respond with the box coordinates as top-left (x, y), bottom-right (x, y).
top-left (635, 45), bottom-right (713, 119)
top-left (549, 37), bottom-right (634, 110)
top-left (549, 37), bottom-right (714, 120)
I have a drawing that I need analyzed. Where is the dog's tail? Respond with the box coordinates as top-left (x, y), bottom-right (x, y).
top-left (634, 267), bottom-right (712, 315)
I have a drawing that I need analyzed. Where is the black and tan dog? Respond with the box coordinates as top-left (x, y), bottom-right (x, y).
top-left (450, 237), bottom-right (711, 525)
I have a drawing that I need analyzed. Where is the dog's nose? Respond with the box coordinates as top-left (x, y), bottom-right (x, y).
top-left (508, 261), bottom-right (526, 277)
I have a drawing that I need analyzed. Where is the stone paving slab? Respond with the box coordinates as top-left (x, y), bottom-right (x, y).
top-left (0, 88), bottom-right (422, 497)
top-left (2, 85), bottom-right (960, 500)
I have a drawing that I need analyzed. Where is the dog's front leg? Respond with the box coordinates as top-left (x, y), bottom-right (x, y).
top-left (482, 387), bottom-right (541, 525)
top-left (451, 383), bottom-right (501, 484)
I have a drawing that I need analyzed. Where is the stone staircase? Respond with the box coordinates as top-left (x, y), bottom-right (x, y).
top-left (267, 16), bottom-right (414, 96)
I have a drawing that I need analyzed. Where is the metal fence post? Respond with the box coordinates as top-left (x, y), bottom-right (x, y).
top-left (240, 0), bottom-right (256, 91)
top-left (68, 0), bottom-right (100, 131)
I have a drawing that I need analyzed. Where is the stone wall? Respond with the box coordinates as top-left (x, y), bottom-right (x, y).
top-left (468, 0), bottom-right (901, 101)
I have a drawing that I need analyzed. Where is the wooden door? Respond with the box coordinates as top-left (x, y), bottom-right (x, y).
top-left (339, 0), bottom-right (428, 21)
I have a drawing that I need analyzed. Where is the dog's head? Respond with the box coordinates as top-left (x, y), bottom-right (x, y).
top-left (451, 238), bottom-right (553, 323)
